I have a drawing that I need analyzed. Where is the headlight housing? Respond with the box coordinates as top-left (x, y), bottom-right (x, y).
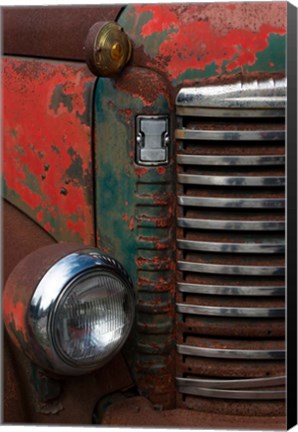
top-left (3, 243), bottom-right (135, 376)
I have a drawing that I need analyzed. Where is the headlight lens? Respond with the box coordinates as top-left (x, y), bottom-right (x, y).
top-left (3, 244), bottom-right (135, 376)
top-left (53, 271), bottom-right (134, 369)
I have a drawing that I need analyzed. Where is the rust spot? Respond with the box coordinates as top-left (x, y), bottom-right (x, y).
top-left (135, 166), bottom-right (149, 177)
top-left (153, 195), bottom-right (171, 206)
top-left (122, 214), bottom-right (129, 222)
top-left (136, 256), bottom-right (172, 269)
top-left (119, 108), bottom-right (133, 123)
top-left (156, 166), bottom-right (166, 175)
top-left (129, 217), bottom-right (134, 231)
top-left (116, 67), bottom-right (170, 107)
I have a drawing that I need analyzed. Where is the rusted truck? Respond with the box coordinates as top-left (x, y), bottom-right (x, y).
top-left (2, 2), bottom-right (297, 429)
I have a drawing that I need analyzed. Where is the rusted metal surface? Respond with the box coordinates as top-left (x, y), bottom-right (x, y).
top-left (176, 356), bottom-right (285, 379)
top-left (30, 353), bottom-right (133, 424)
top-left (3, 6), bottom-right (123, 60)
top-left (3, 200), bottom-right (55, 284)
top-left (4, 336), bottom-right (133, 425)
top-left (3, 58), bottom-right (95, 244)
top-left (183, 395), bottom-right (285, 417)
top-left (3, 332), bottom-right (30, 423)
top-left (94, 67), bottom-right (176, 408)
top-left (101, 395), bottom-right (286, 429)
top-left (119, 2), bottom-right (286, 85)
top-left (3, 200), bottom-right (55, 422)
top-left (178, 316), bottom-right (285, 338)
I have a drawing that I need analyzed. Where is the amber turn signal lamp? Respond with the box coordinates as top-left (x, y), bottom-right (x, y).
top-left (84, 21), bottom-right (132, 77)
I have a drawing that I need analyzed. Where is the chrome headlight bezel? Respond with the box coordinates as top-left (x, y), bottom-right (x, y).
top-left (4, 245), bottom-right (135, 376)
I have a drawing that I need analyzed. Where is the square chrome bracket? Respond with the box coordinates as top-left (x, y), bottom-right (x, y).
top-left (136, 115), bottom-right (169, 166)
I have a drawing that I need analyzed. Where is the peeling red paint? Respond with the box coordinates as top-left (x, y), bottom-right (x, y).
top-left (121, 3), bottom-right (286, 82)
top-left (122, 214), bottom-right (129, 222)
top-left (44, 222), bottom-right (55, 233)
top-left (66, 219), bottom-right (86, 236)
top-left (156, 166), bottom-right (167, 176)
top-left (36, 211), bottom-right (43, 223)
top-left (3, 298), bottom-right (28, 348)
top-left (135, 166), bottom-right (149, 177)
top-left (129, 217), bottom-right (134, 231)
top-left (3, 58), bottom-right (95, 244)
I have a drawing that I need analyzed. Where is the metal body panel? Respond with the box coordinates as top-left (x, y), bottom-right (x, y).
top-left (3, 58), bottom-right (96, 244)
top-left (94, 67), bottom-right (176, 408)
top-left (3, 6), bottom-right (123, 60)
top-left (119, 2), bottom-right (286, 85)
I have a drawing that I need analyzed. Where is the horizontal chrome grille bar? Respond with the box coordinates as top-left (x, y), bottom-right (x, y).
top-left (177, 239), bottom-right (284, 254)
top-left (177, 344), bottom-right (285, 360)
top-left (178, 174), bottom-right (285, 187)
top-left (176, 303), bottom-right (285, 318)
top-left (176, 107), bottom-right (286, 118)
top-left (175, 129), bottom-right (285, 141)
top-left (175, 78), bottom-right (287, 109)
top-left (178, 261), bottom-right (285, 276)
top-left (177, 282), bottom-right (285, 296)
top-left (177, 217), bottom-right (285, 231)
top-left (178, 196), bottom-right (285, 209)
top-left (176, 376), bottom-right (285, 390)
top-left (177, 386), bottom-right (285, 400)
top-left (177, 154), bottom-right (285, 166)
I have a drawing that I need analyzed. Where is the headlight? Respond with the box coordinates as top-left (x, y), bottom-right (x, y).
top-left (3, 243), bottom-right (135, 376)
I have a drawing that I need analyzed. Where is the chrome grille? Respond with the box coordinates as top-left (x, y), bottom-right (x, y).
top-left (175, 78), bottom-right (286, 413)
